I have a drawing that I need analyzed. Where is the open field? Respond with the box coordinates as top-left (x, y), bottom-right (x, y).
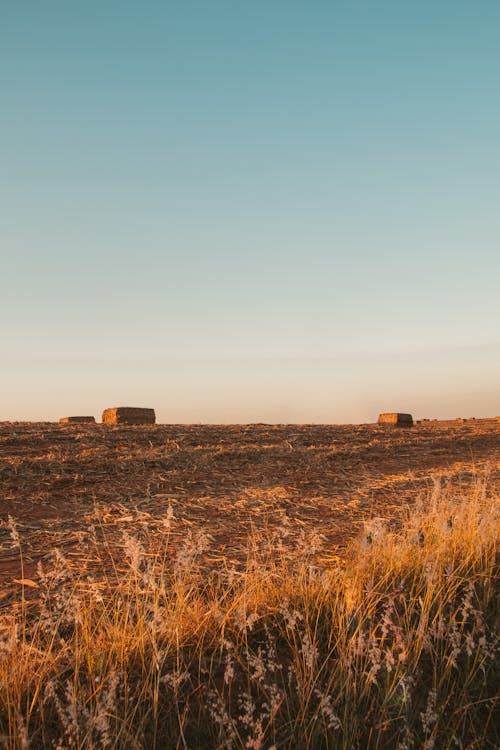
top-left (0, 420), bottom-right (499, 748)
top-left (0, 422), bottom-right (498, 749)
top-left (1, 419), bottom-right (499, 592)
top-left (1, 419), bottom-right (500, 589)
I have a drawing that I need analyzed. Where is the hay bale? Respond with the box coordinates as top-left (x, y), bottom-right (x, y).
top-left (59, 416), bottom-right (95, 424)
top-left (102, 407), bottom-right (156, 425)
top-left (378, 413), bottom-right (413, 427)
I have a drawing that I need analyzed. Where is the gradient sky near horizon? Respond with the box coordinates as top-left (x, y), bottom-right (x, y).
top-left (1, 1), bottom-right (499, 423)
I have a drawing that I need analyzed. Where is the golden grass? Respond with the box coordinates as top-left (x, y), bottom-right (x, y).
top-left (1, 476), bottom-right (498, 749)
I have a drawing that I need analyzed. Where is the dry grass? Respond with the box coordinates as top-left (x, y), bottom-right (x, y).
top-left (0, 475), bottom-right (498, 749)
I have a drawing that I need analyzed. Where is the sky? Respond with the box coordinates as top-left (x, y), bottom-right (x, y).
top-left (1, 1), bottom-right (499, 423)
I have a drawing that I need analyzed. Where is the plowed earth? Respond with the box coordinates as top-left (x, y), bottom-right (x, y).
top-left (1, 420), bottom-right (499, 598)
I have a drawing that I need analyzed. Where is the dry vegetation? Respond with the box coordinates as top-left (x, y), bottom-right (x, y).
top-left (1, 420), bottom-right (499, 588)
top-left (0, 420), bottom-right (499, 748)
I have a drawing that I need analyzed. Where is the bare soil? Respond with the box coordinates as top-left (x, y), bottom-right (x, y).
top-left (1, 420), bottom-right (499, 595)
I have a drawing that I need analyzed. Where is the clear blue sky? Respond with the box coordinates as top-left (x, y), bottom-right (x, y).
top-left (1, 1), bottom-right (499, 422)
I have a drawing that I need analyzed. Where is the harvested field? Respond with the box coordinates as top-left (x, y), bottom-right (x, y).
top-left (0, 420), bottom-right (499, 749)
top-left (1, 419), bottom-right (499, 598)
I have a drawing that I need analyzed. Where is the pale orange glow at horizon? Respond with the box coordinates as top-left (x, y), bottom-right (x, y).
top-left (2, 342), bottom-right (498, 423)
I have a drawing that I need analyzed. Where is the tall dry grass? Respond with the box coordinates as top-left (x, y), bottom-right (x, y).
top-left (1, 475), bottom-right (498, 749)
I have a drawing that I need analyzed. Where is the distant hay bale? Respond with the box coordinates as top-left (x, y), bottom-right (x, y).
top-left (102, 407), bottom-right (156, 425)
top-left (378, 413), bottom-right (413, 427)
top-left (59, 416), bottom-right (95, 424)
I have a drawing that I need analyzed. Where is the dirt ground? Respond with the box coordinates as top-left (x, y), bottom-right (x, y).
top-left (1, 419), bottom-right (499, 595)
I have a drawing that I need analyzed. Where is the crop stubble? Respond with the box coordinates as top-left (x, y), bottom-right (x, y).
top-left (0, 420), bottom-right (499, 596)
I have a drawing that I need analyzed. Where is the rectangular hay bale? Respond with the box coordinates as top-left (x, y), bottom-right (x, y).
top-left (378, 412), bottom-right (413, 427)
top-left (102, 407), bottom-right (156, 425)
top-left (59, 416), bottom-right (96, 424)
